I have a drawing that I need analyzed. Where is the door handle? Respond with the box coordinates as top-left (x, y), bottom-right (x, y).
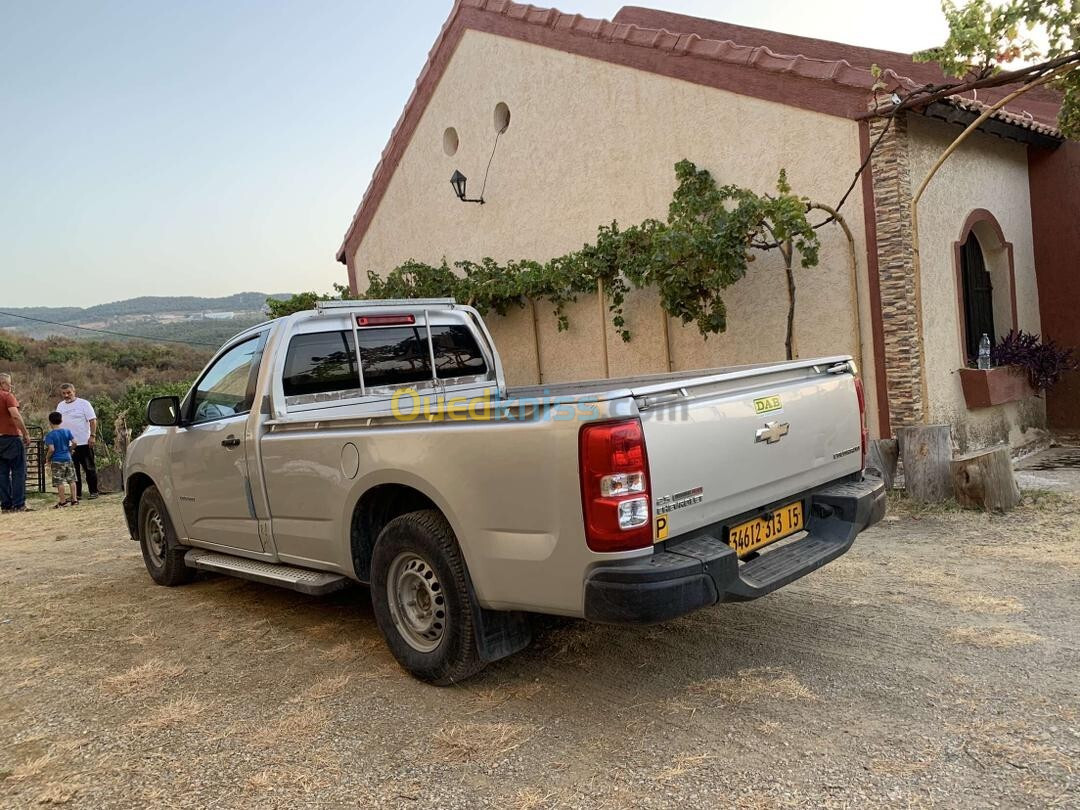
top-left (221, 436), bottom-right (241, 448)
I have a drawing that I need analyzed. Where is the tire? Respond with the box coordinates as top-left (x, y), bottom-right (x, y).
top-left (370, 509), bottom-right (484, 685)
top-left (137, 485), bottom-right (195, 587)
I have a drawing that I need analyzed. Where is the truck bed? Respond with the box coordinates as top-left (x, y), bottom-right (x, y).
top-left (505, 357), bottom-right (851, 402)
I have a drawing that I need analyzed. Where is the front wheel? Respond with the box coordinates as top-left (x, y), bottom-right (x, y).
top-left (370, 510), bottom-right (484, 685)
top-left (137, 486), bottom-right (195, 587)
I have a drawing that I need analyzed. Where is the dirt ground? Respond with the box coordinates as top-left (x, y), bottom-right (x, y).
top-left (2, 478), bottom-right (1078, 808)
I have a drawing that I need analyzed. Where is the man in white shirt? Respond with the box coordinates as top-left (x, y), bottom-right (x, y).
top-left (57, 383), bottom-right (99, 500)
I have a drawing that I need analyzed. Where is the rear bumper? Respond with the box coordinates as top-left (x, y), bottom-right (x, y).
top-left (583, 473), bottom-right (886, 624)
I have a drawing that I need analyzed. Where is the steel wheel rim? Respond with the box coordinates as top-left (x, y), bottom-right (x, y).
top-left (143, 507), bottom-right (167, 568)
top-left (386, 552), bottom-right (446, 653)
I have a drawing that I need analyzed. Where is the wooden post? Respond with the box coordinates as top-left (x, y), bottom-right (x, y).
top-left (809, 203), bottom-right (864, 373)
top-left (867, 438), bottom-right (899, 490)
top-left (951, 445), bottom-right (1020, 512)
top-left (897, 424), bottom-right (953, 502)
top-left (529, 299), bottom-right (544, 384)
top-left (661, 307), bottom-right (674, 372)
top-left (596, 279), bottom-right (610, 379)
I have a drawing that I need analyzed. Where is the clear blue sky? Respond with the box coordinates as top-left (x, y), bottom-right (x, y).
top-left (0, 0), bottom-right (947, 308)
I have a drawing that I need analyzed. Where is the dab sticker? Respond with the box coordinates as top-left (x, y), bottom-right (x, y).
top-left (655, 514), bottom-right (669, 542)
top-left (754, 395), bottom-right (783, 415)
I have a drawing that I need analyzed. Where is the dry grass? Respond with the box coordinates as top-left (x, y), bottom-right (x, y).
top-left (318, 638), bottom-right (380, 663)
top-left (655, 753), bottom-right (716, 783)
top-left (688, 667), bottom-right (816, 704)
top-left (435, 722), bottom-right (537, 763)
top-left (867, 749), bottom-right (938, 776)
top-left (465, 681), bottom-right (544, 714)
top-left (946, 626), bottom-right (1043, 648)
top-left (546, 622), bottom-right (608, 661)
top-left (304, 621), bottom-right (344, 640)
top-left (2, 488), bottom-right (1077, 807)
top-left (127, 630), bottom-right (159, 646)
top-left (1019, 488), bottom-right (1070, 510)
top-left (944, 592), bottom-right (1025, 614)
top-left (245, 770), bottom-right (275, 792)
top-left (901, 568), bottom-right (1024, 615)
top-left (351, 661), bottom-right (403, 682)
top-left (4, 753), bottom-right (56, 782)
top-left (972, 534), bottom-right (1080, 571)
top-left (886, 492), bottom-right (964, 518)
top-left (288, 673), bottom-right (351, 703)
top-left (242, 762), bottom-right (342, 795)
top-left (756, 719), bottom-right (782, 736)
top-left (508, 788), bottom-right (557, 810)
top-left (246, 706), bottom-right (332, 748)
top-left (134, 695), bottom-right (206, 729)
top-left (958, 716), bottom-right (1075, 785)
top-left (35, 783), bottom-right (78, 805)
top-left (101, 659), bottom-right (185, 696)
top-left (889, 488), bottom-right (1074, 519)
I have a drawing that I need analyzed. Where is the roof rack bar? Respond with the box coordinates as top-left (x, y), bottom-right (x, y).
top-left (314, 298), bottom-right (457, 310)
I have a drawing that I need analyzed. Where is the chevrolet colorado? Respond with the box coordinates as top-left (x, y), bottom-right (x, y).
top-left (124, 299), bottom-right (885, 684)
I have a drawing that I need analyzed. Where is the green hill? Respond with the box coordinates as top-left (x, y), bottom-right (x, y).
top-left (0, 292), bottom-right (292, 330)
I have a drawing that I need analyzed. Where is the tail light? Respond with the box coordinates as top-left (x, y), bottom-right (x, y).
top-left (854, 376), bottom-right (869, 470)
top-left (579, 418), bottom-right (653, 552)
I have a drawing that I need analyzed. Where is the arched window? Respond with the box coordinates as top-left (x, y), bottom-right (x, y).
top-left (959, 231), bottom-right (995, 362)
top-left (953, 210), bottom-right (1017, 365)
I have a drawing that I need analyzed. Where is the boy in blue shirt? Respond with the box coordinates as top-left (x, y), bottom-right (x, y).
top-left (44, 412), bottom-right (78, 507)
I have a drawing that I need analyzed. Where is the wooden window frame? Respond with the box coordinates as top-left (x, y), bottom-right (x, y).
top-left (953, 209), bottom-right (1018, 367)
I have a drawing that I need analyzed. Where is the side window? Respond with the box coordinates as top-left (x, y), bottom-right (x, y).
top-left (282, 331), bottom-right (358, 396)
top-left (191, 337), bottom-right (261, 423)
top-left (281, 324), bottom-right (489, 399)
top-left (431, 325), bottom-right (487, 378)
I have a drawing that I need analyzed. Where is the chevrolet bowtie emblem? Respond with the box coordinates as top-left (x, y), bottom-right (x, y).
top-left (755, 421), bottom-right (789, 444)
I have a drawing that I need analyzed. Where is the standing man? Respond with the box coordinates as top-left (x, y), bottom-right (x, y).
top-left (57, 383), bottom-right (100, 500)
top-left (0, 372), bottom-right (32, 513)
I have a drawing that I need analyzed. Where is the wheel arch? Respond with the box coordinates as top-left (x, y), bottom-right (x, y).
top-left (123, 471), bottom-right (157, 541)
top-left (349, 482), bottom-right (443, 582)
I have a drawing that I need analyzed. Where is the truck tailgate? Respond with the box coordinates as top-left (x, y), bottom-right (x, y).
top-left (634, 358), bottom-right (863, 540)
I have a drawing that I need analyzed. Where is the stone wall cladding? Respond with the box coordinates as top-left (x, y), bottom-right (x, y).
top-left (868, 111), bottom-right (924, 430)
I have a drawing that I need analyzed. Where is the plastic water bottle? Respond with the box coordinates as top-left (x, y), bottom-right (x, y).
top-left (978, 333), bottom-right (991, 369)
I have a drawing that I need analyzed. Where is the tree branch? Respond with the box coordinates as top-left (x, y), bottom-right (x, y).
top-left (877, 50), bottom-right (1080, 116)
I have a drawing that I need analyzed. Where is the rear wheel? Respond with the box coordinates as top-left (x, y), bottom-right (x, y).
top-left (138, 486), bottom-right (194, 587)
top-left (370, 510), bottom-right (484, 685)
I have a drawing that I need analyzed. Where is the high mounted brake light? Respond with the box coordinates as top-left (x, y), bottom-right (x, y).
top-left (579, 418), bottom-right (653, 552)
top-left (356, 314), bottom-right (416, 327)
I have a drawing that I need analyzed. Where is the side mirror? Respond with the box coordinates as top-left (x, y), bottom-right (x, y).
top-left (146, 396), bottom-right (181, 427)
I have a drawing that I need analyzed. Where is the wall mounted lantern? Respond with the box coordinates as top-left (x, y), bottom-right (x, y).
top-left (450, 170), bottom-right (484, 205)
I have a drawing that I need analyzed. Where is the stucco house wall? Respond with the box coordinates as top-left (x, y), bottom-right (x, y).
top-left (351, 29), bottom-right (882, 432)
top-left (906, 114), bottom-right (1046, 451)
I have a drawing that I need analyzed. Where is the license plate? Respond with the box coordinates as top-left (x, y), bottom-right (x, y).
top-left (728, 501), bottom-right (804, 557)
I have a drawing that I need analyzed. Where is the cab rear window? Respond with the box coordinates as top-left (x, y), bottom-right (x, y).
top-left (282, 325), bottom-right (487, 397)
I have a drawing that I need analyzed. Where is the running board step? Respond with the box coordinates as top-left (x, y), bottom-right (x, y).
top-left (184, 550), bottom-right (349, 596)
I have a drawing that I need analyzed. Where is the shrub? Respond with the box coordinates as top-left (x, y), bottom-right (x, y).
top-left (117, 380), bottom-right (193, 438)
top-left (0, 332), bottom-right (208, 443)
top-left (0, 335), bottom-right (25, 361)
top-left (990, 330), bottom-right (1078, 392)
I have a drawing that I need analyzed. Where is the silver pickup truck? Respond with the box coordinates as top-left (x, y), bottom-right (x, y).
top-left (124, 299), bottom-right (884, 684)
